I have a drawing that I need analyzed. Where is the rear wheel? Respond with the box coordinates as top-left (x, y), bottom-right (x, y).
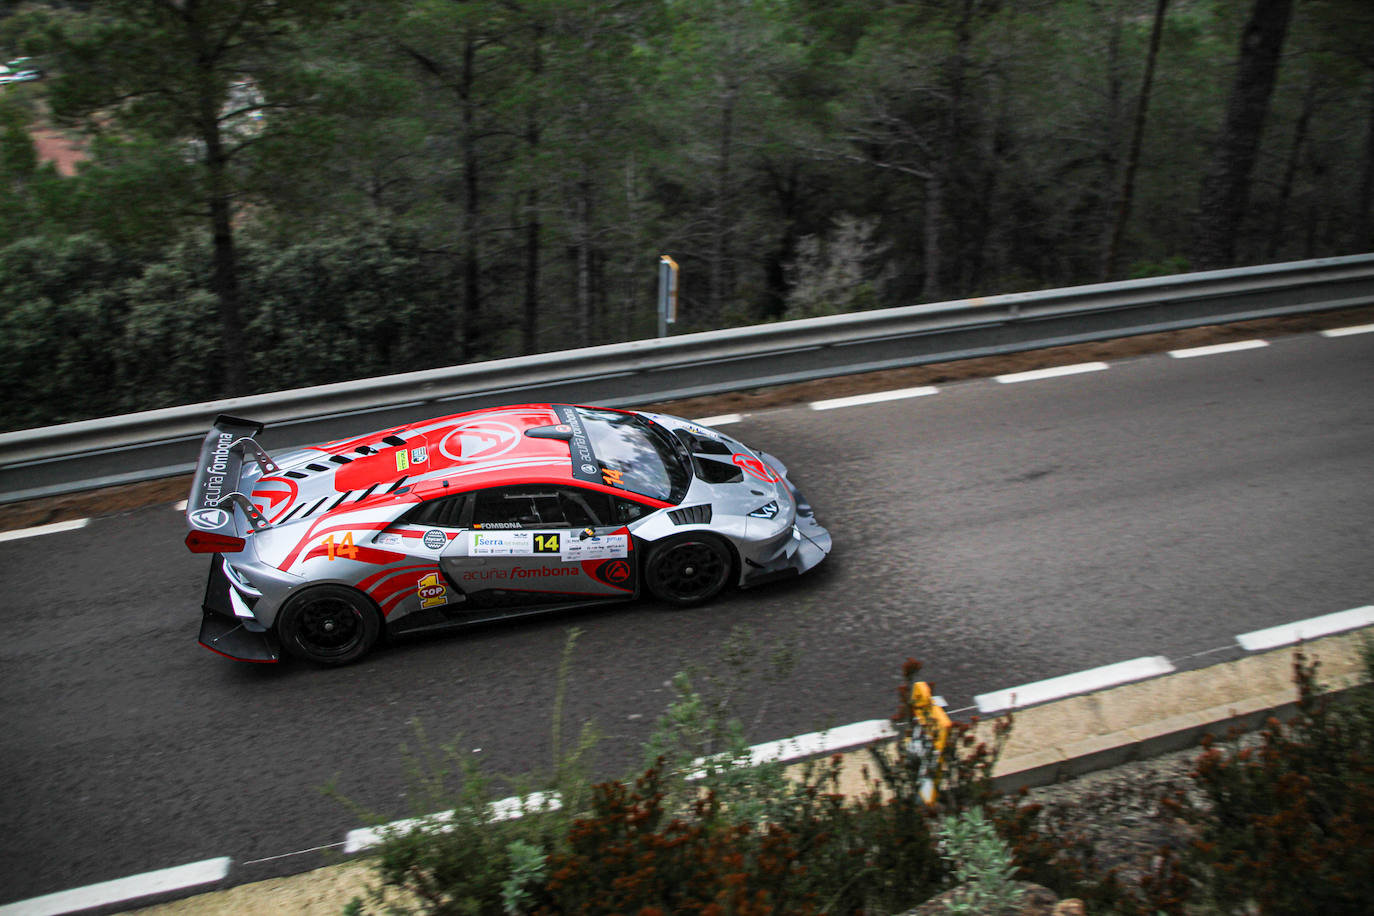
top-left (276, 585), bottom-right (381, 665)
top-left (645, 535), bottom-right (732, 607)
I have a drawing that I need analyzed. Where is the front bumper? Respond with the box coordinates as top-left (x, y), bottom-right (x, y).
top-left (198, 554), bottom-right (281, 663)
top-left (740, 457), bottom-right (832, 587)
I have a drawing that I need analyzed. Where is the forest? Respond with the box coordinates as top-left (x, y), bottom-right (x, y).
top-left (0, 0), bottom-right (1370, 431)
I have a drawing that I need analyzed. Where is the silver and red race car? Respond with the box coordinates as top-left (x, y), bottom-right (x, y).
top-left (184, 404), bottom-right (831, 664)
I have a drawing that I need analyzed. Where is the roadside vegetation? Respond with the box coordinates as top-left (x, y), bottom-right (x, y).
top-left (341, 629), bottom-right (1374, 915)
top-left (2, 0), bottom-right (1373, 430)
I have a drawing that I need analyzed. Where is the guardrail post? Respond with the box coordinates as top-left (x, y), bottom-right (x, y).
top-left (658, 255), bottom-right (679, 337)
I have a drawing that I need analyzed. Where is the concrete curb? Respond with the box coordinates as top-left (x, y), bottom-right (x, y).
top-left (111, 627), bottom-right (1369, 914)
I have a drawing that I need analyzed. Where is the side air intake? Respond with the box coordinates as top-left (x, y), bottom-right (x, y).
top-left (668, 504), bottom-right (713, 526)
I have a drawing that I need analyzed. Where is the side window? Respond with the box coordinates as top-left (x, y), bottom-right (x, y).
top-left (403, 494), bottom-right (470, 528)
top-left (470, 486), bottom-right (614, 529)
top-left (613, 497), bottom-right (651, 525)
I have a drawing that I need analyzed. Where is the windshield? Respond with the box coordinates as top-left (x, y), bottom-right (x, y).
top-left (575, 408), bottom-right (691, 503)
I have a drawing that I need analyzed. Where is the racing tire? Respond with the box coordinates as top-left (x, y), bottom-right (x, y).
top-left (644, 534), bottom-right (733, 607)
top-left (276, 585), bottom-right (382, 666)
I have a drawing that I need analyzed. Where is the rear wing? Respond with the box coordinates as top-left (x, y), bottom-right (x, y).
top-left (185, 416), bottom-right (278, 544)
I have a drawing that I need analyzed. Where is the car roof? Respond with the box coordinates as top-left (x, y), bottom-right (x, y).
top-left (250, 404), bottom-right (667, 527)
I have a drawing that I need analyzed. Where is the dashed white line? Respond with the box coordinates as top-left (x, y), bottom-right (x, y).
top-left (809, 386), bottom-right (939, 411)
top-left (0, 857), bottom-right (230, 916)
top-left (994, 362), bottom-right (1109, 384)
top-left (1236, 606), bottom-right (1374, 651)
top-left (1168, 339), bottom-right (1269, 359)
top-left (691, 413), bottom-right (743, 427)
top-left (0, 518), bottom-right (90, 544)
top-left (174, 499), bottom-right (188, 511)
top-left (974, 656), bottom-right (1175, 714)
top-left (1320, 323), bottom-right (1374, 337)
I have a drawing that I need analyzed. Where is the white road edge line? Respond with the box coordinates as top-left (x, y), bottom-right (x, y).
top-left (809, 386), bottom-right (939, 411)
top-left (344, 791), bottom-right (562, 854)
top-left (174, 499), bottom-right (188, 511)
top-left (1168, 339), bottom-right (1269, 358)
top-left (345, 721), bottom-right (902, 853)
top-left (1320, 323), bottom-right (1374, 337)
top-left (691, 413), bottom-right (743, 427)
top-left (1235, 606), bottom-right (1374, 652)
top-left (994, 362), bottom-right (1109, 384)
top-left (974, 656), bottom-right (1175, 714)
top-left (0, 857), bottom-right (231, 916)
top-left (0, 518), bottom-right (90, 544)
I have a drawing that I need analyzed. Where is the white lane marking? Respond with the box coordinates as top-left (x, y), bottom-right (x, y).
top-left (994, 362), bottom-right (1109, 384)
top-left (1320, 323), bottom-right (1374, 337)
top-left (0, 518), bottom-right (89, 544)
top-left (1236, 606), bottom-right (1374, 651)
top-left (691, 413), bottom-right (743, 427)
top-left (1168, 339), bottom-right (1269, 359)
top-left (344, 791), bottom-right (561, 854)
top-left (0, 857), bottom-right (230, 916)
top-left (974, 656), bottom-right (1175, 714)
top-left (174, 499), bottom-right (188, 511)
top-left (809, 386), bottom-right (939, 411)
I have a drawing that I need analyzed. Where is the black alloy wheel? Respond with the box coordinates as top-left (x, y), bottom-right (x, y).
top-left (277, 585), bottom-right (381, 665)
top-left (645, 535), bottom-right (732, 607)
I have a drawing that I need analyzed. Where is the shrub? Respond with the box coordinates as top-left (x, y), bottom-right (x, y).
top-left (1166, 641), bottom-right (1374, 915)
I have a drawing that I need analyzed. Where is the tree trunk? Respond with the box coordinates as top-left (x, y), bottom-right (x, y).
top-left (187, 8), bottom-right (246, 396)
top-left (1359, 74), bottom-right (1374, 251)
top-left (1265, 74), bottom-right (1317, 259)
top-left (921, 172), bottom-right (943, 301)
top-left (1194, 0), bottom-right (1295, 269)
top-left (521, 26), bottom-right (544, 356)
top-left (1101, 0), bottom-right (1169, 280)
top-left (458, 33), bottom-right (480, 360)
top-left (709, 78), bottom-right (737, 325)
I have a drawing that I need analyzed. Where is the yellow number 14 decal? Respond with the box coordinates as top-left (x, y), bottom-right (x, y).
top-left (533, 533), bottom-right (560, 553)
top-left (323, 532), bottom-right (359, 560)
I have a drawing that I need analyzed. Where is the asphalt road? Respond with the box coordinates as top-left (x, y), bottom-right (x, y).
top-left (2, 328), bottom-right (1372, 906)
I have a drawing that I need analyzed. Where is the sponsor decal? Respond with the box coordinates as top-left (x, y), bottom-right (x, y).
top-left (418, 572), bottom-right (449, 608)
top-left (470, 531), bottom-right (533, 556)
top-left (396, 450), bottom-right (410, 472)
top-left (461, 567), bottom-right (580, 582)
top-left (189, 507), bottom-right (229, 530)
top-left (439, 420), bottom-right (521, 462)
top-left (411, 446), bottom-right (428, 464)
top-left (601, 559), bottom-right (631, 583)
top-left (732, 453), bottom-right (781, 483)
top-left (560, 533), bottom-right (629, 562)
top-left (423, 529), bottom-right (448, 551)
top-left (474, 522), bottom-right (521, 529)
top-left (374, 532), bottom-right (404, 547)
top-left (201, 431), bottom-right (236, 507)
top-left (555, 406), bottom-right (601, 484)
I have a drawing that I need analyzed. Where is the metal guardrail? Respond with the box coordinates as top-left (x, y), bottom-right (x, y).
top-left (3, 254), bottom-right (1372, 503)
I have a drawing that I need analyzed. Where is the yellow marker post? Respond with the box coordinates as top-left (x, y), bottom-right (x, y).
top-left (909, 681), bottom-right (952, 805)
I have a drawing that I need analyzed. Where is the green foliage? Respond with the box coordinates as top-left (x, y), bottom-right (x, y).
top-left (936, 807), bottom-right (1025, 916)
top-left (4, 0), bottom-right (1373, 420)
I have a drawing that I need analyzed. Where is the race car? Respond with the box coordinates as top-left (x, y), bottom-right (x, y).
top-left (184, 404), bottom-right (831, 665)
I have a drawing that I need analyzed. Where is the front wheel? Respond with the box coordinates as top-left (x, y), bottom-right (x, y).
top-left (644, 535), bottom-right (733, 607)
top-left (276, 585), bottom-right (381, 666)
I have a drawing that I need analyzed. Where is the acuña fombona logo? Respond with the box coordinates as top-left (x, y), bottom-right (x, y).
top-left (188, 507), bottom-right (230, 530)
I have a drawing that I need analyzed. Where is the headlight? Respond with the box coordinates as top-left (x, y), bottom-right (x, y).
top-left (748, 500), bottom-right (780, 519)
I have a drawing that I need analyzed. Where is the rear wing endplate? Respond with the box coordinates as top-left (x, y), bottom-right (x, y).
top-left (186, 415), bottom-right (278, 535)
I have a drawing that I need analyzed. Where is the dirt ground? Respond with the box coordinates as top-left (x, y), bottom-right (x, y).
top-left (4, 304), bottom-right (1371, 535)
